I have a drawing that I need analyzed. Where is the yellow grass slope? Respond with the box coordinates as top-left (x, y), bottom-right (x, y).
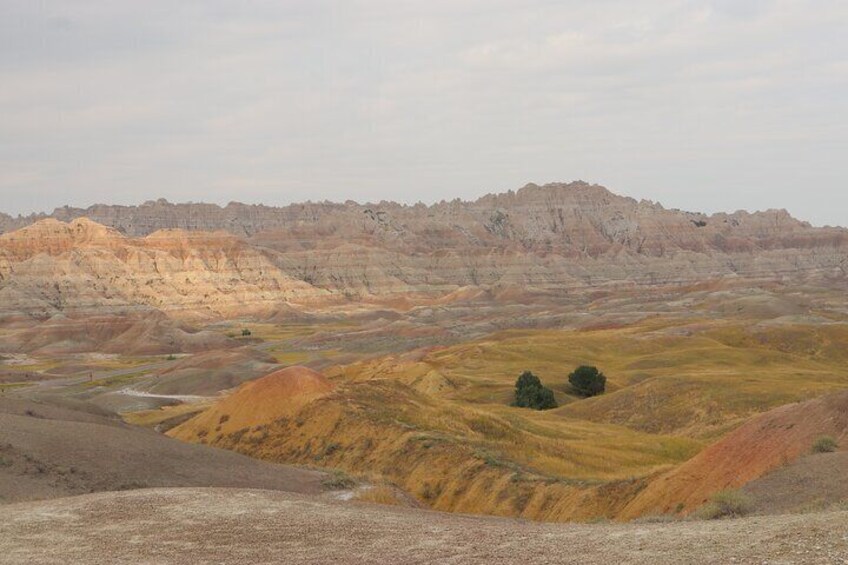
top-left (169, 318), bottom-right (848, 521)
top-left (170, 364), bottom-right (699, 521)
top-left (171, 366), bottom-right (334, 438)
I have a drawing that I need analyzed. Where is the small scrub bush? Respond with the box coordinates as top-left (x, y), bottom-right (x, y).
top-left (812, 435), bottom-right (838, 454)
top-left (241, 328), bottom-right (252, 337)
top-left (568, 365), bottom-right (606, 397)
top-left (354, 485), bottom-right (402, 506)
top-left (322, 470), bottom-right (355, 490)
top-left (166, 354), bottom-right (177, 361)
top-left (323, 442), bottom-right (341, 456)
top-left (632, 513), bottom-right (679, 524)
top-left (421, 482), bottom-right (443, 501)
top-left (511, 371), bottom-right (557, 410)
top-left (695, 489), bottom-right (753, 520)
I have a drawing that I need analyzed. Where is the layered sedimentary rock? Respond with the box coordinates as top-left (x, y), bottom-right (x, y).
top-left (0, 217), bottom-right (329, 321)
top-left (1, 182), bottom-right (847, 318)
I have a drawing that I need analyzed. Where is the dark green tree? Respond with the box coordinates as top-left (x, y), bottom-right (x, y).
top-left (568, 365), bottom-right (606, 397)
top-left (512, 371), bottom-right (558, 410)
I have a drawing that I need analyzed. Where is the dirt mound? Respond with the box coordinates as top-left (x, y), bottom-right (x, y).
top-left (621, 390), bottom-right (848, 517)
top-left (0, 397), bottom-right (322, 504)
top-left (743, 451), bottom-right (848, 514)
top-left (2, 488), bottom-right (846, 564)
top-left (0, 312), bottom-right (232, 356)
top-left (142, 347), bottom-right (279, 396)
top-left (262, 303), bottom-right (318, 323)
top-left (170, 366), bottom-right (335, 437)
top-left (703, 290), bottom-right (809, 319)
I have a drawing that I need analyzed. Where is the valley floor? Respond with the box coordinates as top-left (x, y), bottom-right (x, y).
top-left (1, 487), bottom-right (846, 565)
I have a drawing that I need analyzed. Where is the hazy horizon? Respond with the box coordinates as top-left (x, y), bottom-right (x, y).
top-left (2, 1), bottom-right (846, 226)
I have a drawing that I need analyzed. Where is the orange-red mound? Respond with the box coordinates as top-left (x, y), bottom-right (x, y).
top-left (622, 390), bottom-right (848, 518)
top-left (170, 366), bottom-right (335, 438)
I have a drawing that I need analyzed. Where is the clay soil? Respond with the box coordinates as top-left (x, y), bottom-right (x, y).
top-left (1, 487), bottom-right (846, 564)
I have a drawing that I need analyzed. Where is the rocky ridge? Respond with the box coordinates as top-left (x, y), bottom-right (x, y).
top-left (1, 182), bottom-right (847, 317)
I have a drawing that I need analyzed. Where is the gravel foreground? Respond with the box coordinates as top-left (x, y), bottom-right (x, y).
top-left (1, 487), bottom-right (847, 564)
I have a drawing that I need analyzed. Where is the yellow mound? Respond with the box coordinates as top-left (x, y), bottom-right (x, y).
top-left (170, 366), bottom-right (334, 439)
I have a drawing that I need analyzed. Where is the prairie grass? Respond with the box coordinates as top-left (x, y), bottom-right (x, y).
top-left (354, 485), bottom-right (405, 506)
top-left (811, 436), bottom-right (838, 453)
top-left (694, 490), bottom-right (753, 520)
top-left (172, 317), bottom-right (848, 522)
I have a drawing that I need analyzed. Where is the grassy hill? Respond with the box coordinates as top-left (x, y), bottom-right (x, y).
top-left (168, 317), bottom-right (848, 521)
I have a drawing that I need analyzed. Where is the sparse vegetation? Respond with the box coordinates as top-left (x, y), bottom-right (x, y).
top-left (322, 470), bottom-right (355, 490)
top-left (511, 371), bottom-right (557, 410)
top-left (695, 490), bottom-right (753, 520)
top-left (166, 354), bottom-right (177, 361)
top-left (632, 513), bottom-right (679, 524)
top-left (323, 442), bottom-right (341, 456)
top-left (354, 485), bottom-right (403, 506)
top-left (811, 435), bottom-right (838, 453)
top-left (568, 365), bottom-right (606, 397)
top-left (241, 328), bottom-right (252, 337)
top-left (421, 482), bottom-right (443, 501)
top-left (82, 371), bottom-right (149, 389)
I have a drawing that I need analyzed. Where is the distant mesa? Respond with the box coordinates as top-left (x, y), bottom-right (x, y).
top-left (1, 181), bottom-right (847, 327)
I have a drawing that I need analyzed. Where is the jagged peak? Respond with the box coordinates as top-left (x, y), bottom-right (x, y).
top-left (0, 182), bottom-right (833, 239)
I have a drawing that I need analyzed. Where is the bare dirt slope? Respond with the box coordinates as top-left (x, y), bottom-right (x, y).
top-left (743, 451), bottom-right (848, 515)
top-left (0, 398), bottom-right (323, 503)
top-left (139, 347), bottom-right (280, 395)
top-left (1, 487), bottom-right (846, 564)
top-left (621, 390), bottom-right (848, 517)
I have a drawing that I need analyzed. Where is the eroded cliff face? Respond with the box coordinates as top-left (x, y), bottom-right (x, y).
top-left (1, 182), bottom-right (846, 319)
top-left (0, 217), bottom-right (329, 321)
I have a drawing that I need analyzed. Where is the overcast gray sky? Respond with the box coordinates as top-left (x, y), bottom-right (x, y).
top-left (1, 1), bottom-right (846, 225)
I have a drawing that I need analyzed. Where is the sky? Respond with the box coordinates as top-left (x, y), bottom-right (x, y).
top-left (1, 1), bottom-right (846, 226)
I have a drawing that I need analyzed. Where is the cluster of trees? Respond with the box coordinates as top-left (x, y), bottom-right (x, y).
top-left (568, 365), bottom-right (606, 397)
top-left (512, 365), bottom-right (607, 411)
top-left (511, 372), bottom-right (557, 410)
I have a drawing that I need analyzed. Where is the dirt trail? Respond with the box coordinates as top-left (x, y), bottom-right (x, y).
top-left (1, 487), bottom-right (846, 564)
top-left (115, 387), bottom-right (212, 403)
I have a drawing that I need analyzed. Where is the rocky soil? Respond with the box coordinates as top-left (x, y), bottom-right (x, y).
top-left (1, 487), bottom-right (846, 564)
top-left (0, 397), bottom-right (324, 504)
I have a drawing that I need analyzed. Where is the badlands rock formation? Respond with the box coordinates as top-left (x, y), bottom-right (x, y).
top-left (1, 182), bottom-right (847, 318)
top-left (0, 217), bottom-right (328, 321)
